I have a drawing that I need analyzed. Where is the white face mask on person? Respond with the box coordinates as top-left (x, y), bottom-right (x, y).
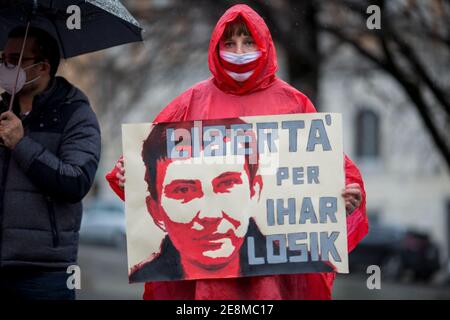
top-left (225, 70), bottom-right (255, 82)
top-left (0, 62), bottom-right (43, 95)
top-left (219, 51), bottom-right (261, 82)
top-left (219, 50), bottom-right (261, 65)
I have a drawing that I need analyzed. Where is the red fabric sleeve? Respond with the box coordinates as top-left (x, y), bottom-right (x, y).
top-left (105, 156), bottom-right (125, 201)
top-left (344, 155), bottom-right (369, 252)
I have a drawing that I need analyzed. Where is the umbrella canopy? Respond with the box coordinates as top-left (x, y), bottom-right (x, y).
top-left (0, 0), bottom-right (143, 58)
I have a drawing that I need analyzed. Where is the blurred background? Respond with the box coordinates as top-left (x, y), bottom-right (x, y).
top-left (5, 0), bottom-right (450, 299)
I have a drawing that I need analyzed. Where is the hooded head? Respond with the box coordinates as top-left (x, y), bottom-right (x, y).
top-left (208, 4), bottom-right (278, 95)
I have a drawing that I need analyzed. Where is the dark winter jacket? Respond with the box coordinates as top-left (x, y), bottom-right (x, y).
top-left (0, 76), bottom-right (101, 269)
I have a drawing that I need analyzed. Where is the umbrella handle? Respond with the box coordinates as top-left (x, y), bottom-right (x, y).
top-left (8, 21), bottom-right (31, 112)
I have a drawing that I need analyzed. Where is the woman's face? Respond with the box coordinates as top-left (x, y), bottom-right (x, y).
top-left (219, 33), bottom-right (258, 54)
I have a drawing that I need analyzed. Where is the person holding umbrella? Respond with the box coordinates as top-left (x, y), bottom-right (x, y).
top-left (0, 0), bottom-right (143, 299)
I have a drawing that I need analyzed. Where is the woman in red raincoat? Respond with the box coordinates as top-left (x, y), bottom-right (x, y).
top-left (106, 4), bottom-right (368, 300)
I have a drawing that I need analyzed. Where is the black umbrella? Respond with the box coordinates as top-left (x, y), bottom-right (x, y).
top-left (0, 0), bottom-right (144, 110)
top-left (0, 0), bottom-right (143, 58)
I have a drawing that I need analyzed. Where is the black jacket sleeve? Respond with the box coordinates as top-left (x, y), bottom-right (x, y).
top-left (11, 101), bottom-right (101, 203)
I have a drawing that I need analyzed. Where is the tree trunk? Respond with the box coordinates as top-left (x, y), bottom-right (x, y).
top-left (285, 0), bottom-right (320, 106)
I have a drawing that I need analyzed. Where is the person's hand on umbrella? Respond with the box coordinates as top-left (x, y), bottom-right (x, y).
top-left (0, 111), bottom-right (24, 149)
top-left (342, 183), bottom-right (362, 216)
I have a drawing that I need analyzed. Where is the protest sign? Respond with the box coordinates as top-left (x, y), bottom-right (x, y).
top-left (122, 113), bottom-right (347, 282)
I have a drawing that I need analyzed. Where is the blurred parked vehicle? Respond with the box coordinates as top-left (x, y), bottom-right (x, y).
top-left (80, 198), bottom-right (126, 248)
top-left (349, 222), bottom-right (441, 283)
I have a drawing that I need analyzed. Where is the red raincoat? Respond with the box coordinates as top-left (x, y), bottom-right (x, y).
top-left (106, 4), bottom-right (368, 300)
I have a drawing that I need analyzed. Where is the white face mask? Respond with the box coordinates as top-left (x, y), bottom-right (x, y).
top-left (225, 69), bottom-right (255, 82)
top-left (219, 50), bottom-right (261, 65)
top-left (0, 62), bottom-right (42, 95)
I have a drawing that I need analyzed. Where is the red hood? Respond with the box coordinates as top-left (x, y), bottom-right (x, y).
top-left (208, 4), bottom-right (278, 95)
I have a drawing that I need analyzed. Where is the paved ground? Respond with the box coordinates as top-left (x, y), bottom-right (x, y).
top-left (333, 274), bottom-right (450, 300)
top-left (76, 244), bottom-right (450, 300)
top-left (77, 244), bottom-right (141, 300)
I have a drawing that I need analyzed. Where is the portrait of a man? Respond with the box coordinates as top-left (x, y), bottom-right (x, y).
top-left (129, 119), bottom-right (334, 282)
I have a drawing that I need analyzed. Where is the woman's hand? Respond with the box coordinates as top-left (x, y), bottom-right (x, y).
top-left (342, 183), bottom-right (362, 216)
top-left (116, 158), bottom-right (126, 190)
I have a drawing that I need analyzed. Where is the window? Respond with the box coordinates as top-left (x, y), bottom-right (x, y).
top-left (355, 109), bottom-right (380, 159)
